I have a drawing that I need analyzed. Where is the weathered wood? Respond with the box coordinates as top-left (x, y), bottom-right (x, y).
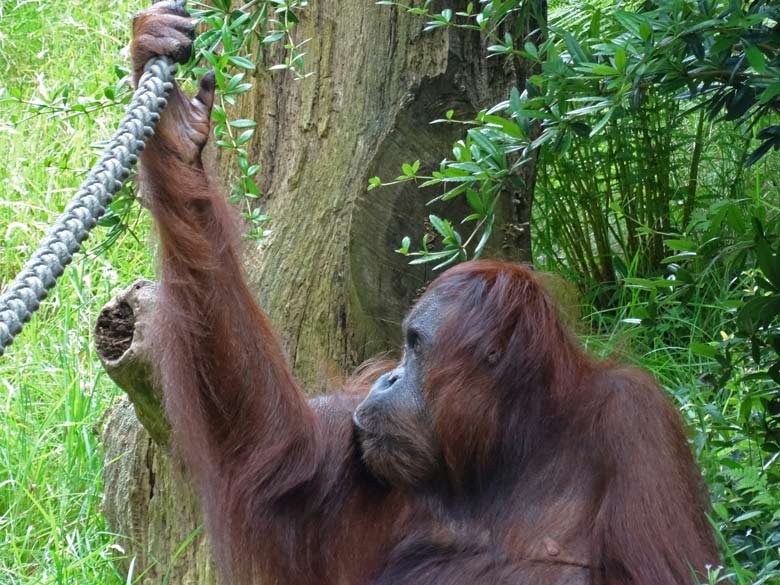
top-left (102, 399), bottom-right (217, 585)
top-left (95, 280), bottom-right (169, 446)
top-left (95, 281), bottom-right (218, 583)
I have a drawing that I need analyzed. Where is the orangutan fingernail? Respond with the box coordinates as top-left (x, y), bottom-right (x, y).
top-left (543, 537), bottom-right (560, 557)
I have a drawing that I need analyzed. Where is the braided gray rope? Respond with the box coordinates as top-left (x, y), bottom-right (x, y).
top-left (0, 57), bottom-right (176, 355)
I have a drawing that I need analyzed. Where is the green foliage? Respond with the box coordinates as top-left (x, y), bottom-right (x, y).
top-left (368, 109), bottom-right (519, 266)
top-left (379, 0), bottom-right (548, 42)
top-left (0, 0), bottom-right (309, 244)
top-left (188, 0), bottom-right (309, 240)
top-left (371, 1), bottom-right (545, 264)
top-left (375, 0), bottom-right (780, 276)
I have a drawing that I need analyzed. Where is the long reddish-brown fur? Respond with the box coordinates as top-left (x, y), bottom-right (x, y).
top-left (135, 6), bottom-right (721, 583)
top-left (143, 139), bottom-right (720, 582)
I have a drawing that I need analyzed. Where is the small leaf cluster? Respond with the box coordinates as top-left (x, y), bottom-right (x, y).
top-left (0, 65), bottom-right (131, 123)
top-left (190, 0), bottom-right (309, 240)
top-left (493, 0), bottom-right (780, 161)
top-left (369, 101), bottom-right (531, 267)
top-left (378, 1), bottom-right (531, 34)
top-left (736, 221), bottom-right (780, 387)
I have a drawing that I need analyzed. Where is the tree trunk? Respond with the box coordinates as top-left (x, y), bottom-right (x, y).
top-left (96, 2), bottom-right (534, 583)
top-left (506, 0), bottom-right (546, 264)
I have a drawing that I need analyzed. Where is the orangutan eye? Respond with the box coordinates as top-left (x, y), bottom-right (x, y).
top-left (407, 329), bottom-right (422, 353)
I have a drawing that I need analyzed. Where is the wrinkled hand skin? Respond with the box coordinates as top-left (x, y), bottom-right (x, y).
top-left (131, 0), bottom-right (215, 167)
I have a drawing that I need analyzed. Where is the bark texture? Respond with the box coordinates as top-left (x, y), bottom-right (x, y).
top-left (97, 2), bottom-right (532, 583)
top-left (234, 0), bottom-right (524, 384)
top-left (97, 280), bottom-right (217, 583)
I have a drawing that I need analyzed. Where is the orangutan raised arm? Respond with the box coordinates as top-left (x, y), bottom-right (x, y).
top-left (132, 3), bottom-right (330, 579)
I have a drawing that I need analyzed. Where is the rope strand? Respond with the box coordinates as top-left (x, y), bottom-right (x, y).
top-left (0, 56), bottom-right (176, 355)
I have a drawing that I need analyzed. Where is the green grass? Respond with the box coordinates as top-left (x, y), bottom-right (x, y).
top-left (0, 1), bottom-right (148, 583)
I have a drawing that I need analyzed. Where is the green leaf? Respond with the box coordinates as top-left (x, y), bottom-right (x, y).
top-left (661, 252), bottom-right (697, 264)
top-left (229, 56), bottom-right (256, 70)
top-left (745, 44), bottom-right (767, 73)
top-left (212, 105), bottom-right (227, 123)
top-left (429, 214), bottom-right (450, 237)
top-left (245, 177), bottom-right (260, 197)
top-left (588, 63), bottom-right (620, 76)
top-left (465, 188), bottom-right (483, 213)
top-left (690, 342), bottom-right (718, 359)
top-left (665, 239), bottom-right (698, 253)
top-left (367, 176), bottom-right (382, 191)
top-left (409, 250), bottom-right (457, 265)
top-left (236, 128), bottom-right (255, 146)
top-left (225, 73), bottom-right (245, 92)
top-left (614, 47), bottom-right (627, 72)
top-left (433, 251), bottom-right (462, 271)
top-left (473, 221), bottom-right (493, 258)
top-left (262, 32), bottom-right (285, 45)
top-left (482, 115), bottom-right (524, 139)
top-left (229, 119), bottom-right (257, 129)
top-left (438, 184), bottom-right (467, 201)
top-left (467, 128), bottom-right (502, 161)
top-left (758, 82), bottom-right (780, 105)
top-left (737, 294), bottom-right (780, 334)
top-left (769, 362), bottom-right (780, 384)
top-left (589, 107), bottom-right (614, 137)
top-left (755, 235), bottom-right (780, 290)
top-left (396, 236), bottom-right (411, 255)
top-left (509, 87), bottom-right (522, 115)
top-left (623, 277), bottom-right (661, 290)
top-left (449, 162), bottom-right (484, 174)
top-left (639, 21), bottom-right (652, 41)
top-left (562, 31), bottom-right (588, 62)
top-left (733, 510), bottom-right (763, 523)
top-left (488, 44), bottom-right (511, 54)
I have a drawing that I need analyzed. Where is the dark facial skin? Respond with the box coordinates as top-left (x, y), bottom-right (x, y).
top-left (353, 293), bottom-right (447, 486)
